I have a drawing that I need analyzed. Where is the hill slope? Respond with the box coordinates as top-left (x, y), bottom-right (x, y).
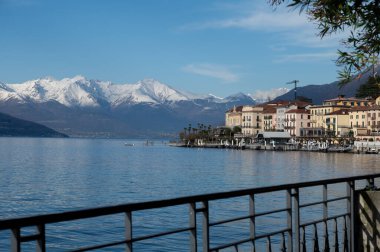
top-left (274, 66), bottom-right (380, 104)
top-left (0, 112), bottom-right (68, 137)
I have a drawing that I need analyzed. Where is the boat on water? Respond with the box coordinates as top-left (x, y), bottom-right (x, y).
top-left (365, 148), bottom-right (379, 154)
top-left (124, 143), bottom-right (134, 147)
top-left (327, 145), bottom-right (353, 153)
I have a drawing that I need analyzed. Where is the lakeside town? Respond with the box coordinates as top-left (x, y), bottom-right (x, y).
top-left (175, 95), bottom-right (380, 153)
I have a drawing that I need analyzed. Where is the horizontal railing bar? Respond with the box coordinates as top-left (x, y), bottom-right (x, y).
top-left (299, 196), bottom-right (349, 208)
top-left (209, 214), bottom-right (251, 227)
top-left (71, 226), bottom-right (192, 251)
top-left (71, 239), bottom-right (126, 252)
top-left (1, 173), bottom-right (379, 230)
top-left (210, 227), bottom-right (291, 251)
top-left (300, 213), bottom-right (348, 227)
top-left (19, 234), bottom-right (40, 243)
top-left (132, 226), bottom-right (191, 243)
top-left (254, 207), bottom-right (290, 218)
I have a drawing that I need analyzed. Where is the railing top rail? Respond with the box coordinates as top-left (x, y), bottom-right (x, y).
top-left (1, 173), bottom-right (380, 230)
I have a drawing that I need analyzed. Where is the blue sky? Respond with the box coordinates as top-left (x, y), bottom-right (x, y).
top-left (0, 0), bottom-right (344, 97)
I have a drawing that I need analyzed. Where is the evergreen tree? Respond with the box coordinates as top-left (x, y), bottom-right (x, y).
top-left (356, 76), bottom-right (380, 98)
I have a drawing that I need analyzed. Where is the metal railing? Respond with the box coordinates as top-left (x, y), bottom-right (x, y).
top-left (1, 174), bottom-right (380, 251)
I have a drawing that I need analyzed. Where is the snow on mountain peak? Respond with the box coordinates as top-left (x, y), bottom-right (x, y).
top-left (0, 75), bottom-right (257, 107)
top-left (135, 78), bottom-right (189, 103)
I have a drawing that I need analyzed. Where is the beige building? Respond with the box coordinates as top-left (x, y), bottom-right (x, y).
top-left (225, 105), bottom-right (243, 128)
top-left (323, 96), bottom-right (372, 107)
top-left (309, 105), bottom-right (348, 129)
top-left (349, 105), bottom-right (380, 137)
top-left (284, 109), bottom-right (310, 137)
top-left (263, 107), bottom-right (277, 131)
top-left (241, 106), bottom-right (264, 136)
top-left (324, 109), bottom-right (350, 137)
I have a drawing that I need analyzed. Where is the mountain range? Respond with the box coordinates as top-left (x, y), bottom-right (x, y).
top-left (0, 68), bottom-right (375, 138)
top-left (0, 76), bottom-right (255, 137)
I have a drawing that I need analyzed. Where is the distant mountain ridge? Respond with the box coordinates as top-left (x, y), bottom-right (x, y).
top-left (275, 65), bottom-right (380, 104)
top-left (0, 76), bottom-right (256, 137)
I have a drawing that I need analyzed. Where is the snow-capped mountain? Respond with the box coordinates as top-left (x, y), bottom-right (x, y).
top-left (0, 76), bottom-right (255, 137)
top-left (3, 76), bottom-right (222, 107)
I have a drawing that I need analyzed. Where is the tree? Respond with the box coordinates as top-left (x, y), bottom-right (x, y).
top-left (356, 76), bottom-right (380, 98)
top-left (269, 0), bottom-right (380, 84)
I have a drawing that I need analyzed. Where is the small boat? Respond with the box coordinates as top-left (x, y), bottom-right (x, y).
top-left (365, 148), bottom-right (378, 154)
top-left (124, 143), bottom-right (134, 147)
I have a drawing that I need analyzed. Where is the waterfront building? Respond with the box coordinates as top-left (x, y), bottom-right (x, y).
top-left (323, 95), bottom-right (372, 107)
top-left (309, 105), bottom-right (348, 137)
top-left (262, 106), bottom-right (277, 131)
top-left (241, 105), bottom-right (264, 136)
top-left (276, 101), bottom-right (311, 131)
top-left (324, 109), bottom-right (350, 137)
top-left (225, 105), bottom-right (243, 128)
top-left (349, 105), bottom-right (380, 138)
top-left (284, 109), bottom-right (310, 137)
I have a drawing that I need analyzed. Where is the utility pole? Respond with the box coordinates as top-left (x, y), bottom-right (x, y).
top-left (286, 80), bottom-right (299, 101)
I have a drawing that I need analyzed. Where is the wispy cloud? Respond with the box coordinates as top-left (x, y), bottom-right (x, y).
top-left (182, 63), bottom-right (239, 82)
top-left (274, 52), bottom-right (337, 63)
top-left (181, 3), bottom-right (344, 49)
top-left (190, 11), bottom-right (308, 31)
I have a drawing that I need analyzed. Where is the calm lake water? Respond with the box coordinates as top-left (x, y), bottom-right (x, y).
top-left (0, 137), bottom-right (379, 251)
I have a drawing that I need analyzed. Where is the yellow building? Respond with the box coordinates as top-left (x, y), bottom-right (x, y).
top-left (323, 96), bottom-right (372, 107)
top-left (324, 109), bottom-right (350, 137)
top-left (225, 106), bottom-right (242, 128)
top-left (309, 105), bottom-right (347, 129)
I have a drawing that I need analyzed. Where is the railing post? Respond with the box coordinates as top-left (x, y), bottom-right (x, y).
top-left (11, 228), bottom-right (21, 252)
top-left (346, 181), bottom-right (355, 252)
top-left (294, 188), bottom-right (300, 252)
top-left (286, 189), bottom-right (292, 251)
top-left (189, 203), bottom-right (197, 252)
top-left (323, 184), bottom-right (328, 251)
top-left (125, 211), bottom-right (132, 252)
top-left (249, 194), bottom-right (255, 246)
top-left (36, 224), bottom-right (46, 252)
top-left (202, 201), bottom-right (210, 252)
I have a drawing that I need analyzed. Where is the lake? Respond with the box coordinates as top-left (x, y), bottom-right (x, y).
top-left (0, 137), bottom-right (379, 251)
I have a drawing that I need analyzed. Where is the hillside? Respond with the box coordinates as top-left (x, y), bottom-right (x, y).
top-left (274, 66), bottom-right (380, 104)
top-left (0, 112), bottom-right (68, 137)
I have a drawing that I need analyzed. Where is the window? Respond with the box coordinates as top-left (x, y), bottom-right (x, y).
top-left (362, 115), bottom-right (365, 119)
top-left (356, 115), bottom-right (359, 119)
